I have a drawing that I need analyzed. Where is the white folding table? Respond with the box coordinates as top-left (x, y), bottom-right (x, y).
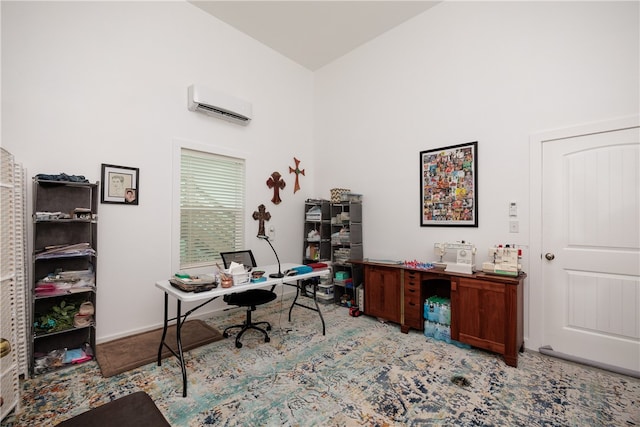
top-left (155, 263), bottom-right (331, 397)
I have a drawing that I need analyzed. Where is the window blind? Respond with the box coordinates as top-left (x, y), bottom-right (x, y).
top-left (180, 149), bottom-right (245, 269)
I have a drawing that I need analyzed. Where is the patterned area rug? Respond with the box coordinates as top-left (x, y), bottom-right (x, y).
top-left (3, 293), bottom-right (639, 426)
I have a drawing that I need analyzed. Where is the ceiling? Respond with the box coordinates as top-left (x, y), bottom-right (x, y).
top-left (188, 1), bottom-right (440, 71)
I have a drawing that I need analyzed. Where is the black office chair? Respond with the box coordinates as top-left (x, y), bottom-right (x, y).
top-left (220, 250), bottom-right (277, 348)
top-left (220, 250), bottom-right (257, 269)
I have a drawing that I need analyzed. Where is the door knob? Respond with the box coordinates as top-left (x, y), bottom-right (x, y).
top-left (545, 253), bottom-right (555, 261)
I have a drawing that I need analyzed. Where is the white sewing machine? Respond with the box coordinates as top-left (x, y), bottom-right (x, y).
top-left (433, 242), bottom-right (476, 274)
top-left (482, 246), bottom-right (521, 277)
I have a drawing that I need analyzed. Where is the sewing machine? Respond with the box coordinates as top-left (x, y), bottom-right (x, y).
top-left (433, 242), bottom-right (476, 274)
top-left (482, 246), bottom-right (521, 277)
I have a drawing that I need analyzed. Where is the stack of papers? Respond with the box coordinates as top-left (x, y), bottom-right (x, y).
top-left (227, 262), bottom-right (247, 274)
top-left (172, 274), bottom-right (216, 285)
top-left (35, 243), bottom-right (95, 260)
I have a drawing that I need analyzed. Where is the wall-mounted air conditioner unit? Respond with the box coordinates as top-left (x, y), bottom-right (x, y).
top-left (187, 84), bottom-right (252, 125)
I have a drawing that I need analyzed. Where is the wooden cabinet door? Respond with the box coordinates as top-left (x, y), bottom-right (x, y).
top-left (457, 278), bottom-right (506, 355)
top-left (364, 266), bottom-right (401, 323)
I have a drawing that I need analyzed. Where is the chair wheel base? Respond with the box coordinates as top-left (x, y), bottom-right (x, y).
top-left (222, 308), bottom-right (274, 349)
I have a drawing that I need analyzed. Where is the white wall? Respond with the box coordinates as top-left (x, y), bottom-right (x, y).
top-left (1, 1), bottom-right (316, 341)
top-left (314, 1), bottom-right (639, 346)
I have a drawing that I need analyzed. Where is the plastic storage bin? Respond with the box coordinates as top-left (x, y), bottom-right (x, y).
top-left (232, 271), bottom-right (250, 286)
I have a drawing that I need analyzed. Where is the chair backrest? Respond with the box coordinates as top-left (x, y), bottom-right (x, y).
top-left (220, 250), bottom-right (257, 269)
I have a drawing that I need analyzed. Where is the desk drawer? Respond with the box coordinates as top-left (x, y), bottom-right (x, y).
top-left (405, 298), bottom-right (422, 314)
top-left (403, 310), bottom-right (423, 330)
top-left (406, 271), bottom-right (420, 286)
top-left (404, 285), bottom-right (420, 299)
top-left (405, 279), bottom-right (420, 291)
top-left (406, 270), bottom-right (420, 280)
top-left (404, 293), bottom-right (422, 319)
top-left (403, 270), bottom-right (423, 331)
top-left (404, 277), bottom-right (421, 291)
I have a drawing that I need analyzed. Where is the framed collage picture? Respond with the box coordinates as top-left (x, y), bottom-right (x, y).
top-left (420, 141), bottom-right (477, 227)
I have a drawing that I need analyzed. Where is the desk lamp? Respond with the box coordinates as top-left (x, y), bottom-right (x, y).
top-left (257, 234), bottom-right (284, 278)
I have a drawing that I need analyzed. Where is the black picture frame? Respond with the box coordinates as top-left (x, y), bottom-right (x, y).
top-left (420, 141), bottom-right (477, 227)
top-left (101, 164), bottom-right (139, 205)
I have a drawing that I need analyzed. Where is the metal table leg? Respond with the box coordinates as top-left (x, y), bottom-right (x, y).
top-left (157, 294), bottom-right (219, 397)
top-left (157, 292), bottom-right (169, 366)
top-left (288, 279), bottom-right (326, 336)
top-left (175, 300), bottom-right (187, 397)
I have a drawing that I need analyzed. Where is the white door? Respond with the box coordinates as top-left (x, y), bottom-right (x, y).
top-left (542, 126), bottom-right (640, 372)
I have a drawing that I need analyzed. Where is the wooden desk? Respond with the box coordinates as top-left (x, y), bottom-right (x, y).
top-left (155, 263), bottom-right (330, 397)
top-left (351, 260), bottom-right (525, 368)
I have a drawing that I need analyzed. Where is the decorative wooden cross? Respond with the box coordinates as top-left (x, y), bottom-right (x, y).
top-left (266, 171), bottom-right (286, 205)
top-left (252, 204), bottom-right (271, 237)
top-left (288, 157), bottom-right (305, 193)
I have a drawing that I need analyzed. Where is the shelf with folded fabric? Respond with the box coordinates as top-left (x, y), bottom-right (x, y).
top-left (330, 199), bottom-right (364, 306)
top-left (303, 199), bottom-right (332, 263)
top-left (32, 334), bottom-right (95, 375)
top-left (34, 265), bottom-right (96, 299)
top-left (31, 177), bottom-right (98, 376)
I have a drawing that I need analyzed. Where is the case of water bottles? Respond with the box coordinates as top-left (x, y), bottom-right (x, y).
top-left (424, 295), bottom-right (451, 343)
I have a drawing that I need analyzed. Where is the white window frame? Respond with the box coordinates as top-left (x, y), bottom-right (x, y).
top-left (172, 139), bottom-right (247, 275)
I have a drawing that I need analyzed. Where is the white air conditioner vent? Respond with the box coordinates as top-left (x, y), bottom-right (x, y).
top-left (187, 84), bottom-right (252, 125)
